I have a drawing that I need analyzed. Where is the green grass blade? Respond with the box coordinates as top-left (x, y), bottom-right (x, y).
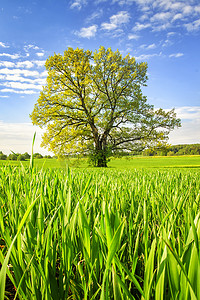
top-left (29, 132), bottom-right (36, 170)
top-left (164, 239), bottom-right (198, 300)
top-left (0, 197), bottom-right (38, 300)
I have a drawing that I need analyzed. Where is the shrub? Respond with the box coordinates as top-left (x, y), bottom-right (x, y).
top-left (7, 153), bottom-right (17, 160)
top-left (17, 154), bottom-right (26, 161)
top-left (0, 151), bottom-right (7, 160)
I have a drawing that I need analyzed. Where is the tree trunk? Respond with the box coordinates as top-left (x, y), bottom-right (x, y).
top-left (95, 140), bottom-right (108, 167)
top-left (96, 152), bottom-right (107, 167)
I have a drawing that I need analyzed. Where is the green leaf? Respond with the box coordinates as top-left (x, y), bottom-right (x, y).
top-left (0, 197), bottom-right (38, 300)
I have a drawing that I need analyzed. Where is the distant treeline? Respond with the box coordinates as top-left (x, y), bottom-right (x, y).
top-left (143, 144), bottom-right (200, 156)
top-left (0, 151), bottom-right (52, 161)
top-left (1, 144), bottom-right (200, 161)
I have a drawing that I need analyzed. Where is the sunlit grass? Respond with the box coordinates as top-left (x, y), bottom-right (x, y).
top-left (0, 165), bottom-right (200, 299)
top-left (0, 155), bottom-right (200, 169)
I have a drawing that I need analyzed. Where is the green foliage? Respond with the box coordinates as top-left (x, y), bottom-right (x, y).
top-left (23, 152), bottom-right (31, 159)
top-left (0, 151), bottom-right (7, 160)
top-left (0, 151), bottom-right (32, 161)
top-left (30, 46), bottom-right (181, 167)
top-left (169, 143), bottom-right (200, 155)
top-left (0, 166), bottom-right (200, 299)
top-left (44, 155), bottom-right (52, 159)
top-left (33, 152), bottom-right (43, 159)
top-left (17, 154), bottom-right (26, 161)
top-left (143, 143), bottom-right (200, 156)
top-left (88, 145), bottom-right (112, 167)
top-left (7, 153), bottom-right (17, 160)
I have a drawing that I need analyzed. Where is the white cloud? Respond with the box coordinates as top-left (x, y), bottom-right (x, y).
top-left (24, 44), bottom-right (40, 50)
top-left (0, 121), bottom-right (51, 155)
top-left (110, 10), bottom-right (130, 24)
top-left (169, 53), bottom-right (184, 58)
top-left (167, 32), bottom-right (176, 37)
top-left (162, 39), bottom-right (173, 47)
top-left (40, 70), bottom-right (48, 77)
top-left (36, 52), bottom-right (45, 57)
top-left (185, 19), bottom-right (200, 31)
top-left (0, 42), bottom-right (9, 48)
top-left (0, 68), bottom-right (40, 77)
top-left (128, 33), bottom-right (140, 40)
top-left (169, 106), bottom-right (200, 145)
top-left (101, 22), bottom-right (117, 30)
top-left (130, 0), bottom-right (152, 11)
top-left (147, 43), bottom-right (156, 49)
top-left (182, 5), bottom-right (193, 15)
top-left (148, 10), bottom-right (173, 31)
top-left (86, 9), bottom-right (103, 23)
top-left (0, 59), bottom-right (46, 70)
top-left (101, 11), bottom-right (130, 30)
top-left (139, 13), bottom-right (149, 22)
top-left (128, 1), bottom-right (200, 34)
top-left (169, 2), bottom-right (185, 11)
top-left (0, 61), bottom-right (15, 68)
top-left (0, 53), bottom-right (20, 59)
top-left (140, 43), bottom-right (157, 50)
top-left (152, 22), bottom-right (171, 31)
top-left (1, 88), bottom-right (38, 94)
top-left (70, 0), bottom-right (87, 10)
top-left (108, 28), bottom-right (124, 38)
top-left (0, 74), bottom-right (46, 85)
top-left (135, 53), bottom-right (161, 60)
top-left (150, 11), bottom-right (172, 22)
top-left (76, 25), bottom-right (98, 38)
top-left (23, 44), bottom-right (45, 58)
top-left (2, 81), bottom-right (43, 90)
top-left (33, 60), bottom-right (45, 67)
top-left (95, 0), bottom-right (107, 3)
top-left (133, 22), bottom-right (151, 31)
top-left (195, 6), bottom-right (200, 14)
top-left (0, 57), bottom-right (46, 96)
top-left (152, 0), bottom-right (181, 11)
top-left (16, 61), bottom-right (34, 68)
top-left (172, 13), bottom-right (183, 22)
top-left (174, 106), bottom-right (200, 120)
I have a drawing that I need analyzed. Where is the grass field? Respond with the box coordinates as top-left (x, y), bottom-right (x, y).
top-left (0, 156), bottom-right (200, 299)
top-left (0, 154), bottom-right (200, 169)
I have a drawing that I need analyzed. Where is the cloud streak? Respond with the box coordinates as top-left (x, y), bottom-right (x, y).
top-left (0, 44), bottom-right (46, 96)
top-left (0, 53), bottom-right (20, 59)
top-left (101, 11), bottom-right (130, 30)
top-left (129, 0), bottom-right (200, 33)
top-left (0, 42), bottom-right (9, 48)
top-left (76, 25), bottom-right (98, 38)
top-left (70, 0), bottom-right (87, 10)
top-left (169, 53), bottom-right (184, 58)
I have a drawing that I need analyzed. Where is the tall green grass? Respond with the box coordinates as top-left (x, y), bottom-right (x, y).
top-left (0, 165), bottom-right (200, 299)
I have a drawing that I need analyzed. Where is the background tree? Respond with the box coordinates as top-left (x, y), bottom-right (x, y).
top-left (30, 47), bottom-right (181, 167)
top-left (7, 153), bottom-right (17, 161)
top-left (0, 151), bottom-right (7, 160)
top-left (23, 152), bottom-right (31, 160)
top-left (33, 153), bottom-right (43, 159)
top-left (17, 154), bottom-right (26, 161)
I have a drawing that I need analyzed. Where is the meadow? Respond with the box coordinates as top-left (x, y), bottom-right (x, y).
top-left (0, 154), bottom-right (200, 169)
top-left (0, 156), bottom-right (200, 299)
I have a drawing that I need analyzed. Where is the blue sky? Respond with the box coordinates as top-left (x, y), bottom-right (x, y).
top-left (0, 0), bottom-right (200, 155)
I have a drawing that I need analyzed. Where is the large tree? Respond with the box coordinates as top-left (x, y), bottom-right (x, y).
top-left (30, 47), bottom-right (181, 167)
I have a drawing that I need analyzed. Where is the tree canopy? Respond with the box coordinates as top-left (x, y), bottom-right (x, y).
top-left (30, 46), bottom-right (181, 167)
